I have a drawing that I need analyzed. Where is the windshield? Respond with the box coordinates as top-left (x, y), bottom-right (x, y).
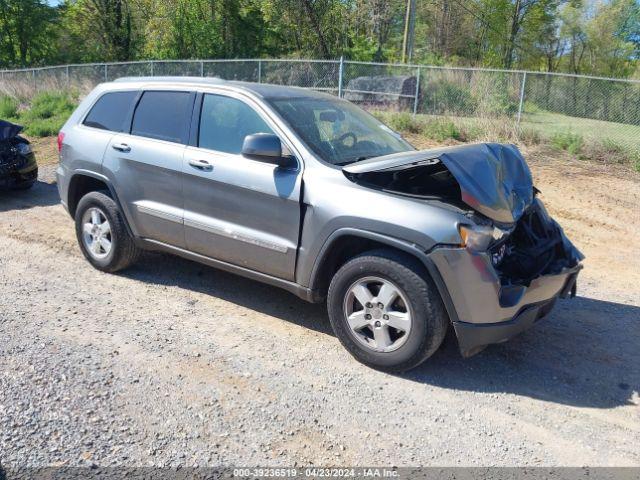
top-left (268, 96), bottom-right (414, 166)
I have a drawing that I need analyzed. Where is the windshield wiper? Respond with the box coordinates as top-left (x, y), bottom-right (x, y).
top-left (334, 155), bottom-right (375, 166)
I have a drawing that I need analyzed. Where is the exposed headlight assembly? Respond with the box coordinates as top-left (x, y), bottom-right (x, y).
top-left (16, 142), bottom-right (32, 155)
top-left (458, 224), bottom-right (510, 252)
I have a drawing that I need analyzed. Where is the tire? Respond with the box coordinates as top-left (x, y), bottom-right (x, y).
top-left (74, 190), bottom-right (141, 272)
top-left (327, 249), bottom-right (448, 372)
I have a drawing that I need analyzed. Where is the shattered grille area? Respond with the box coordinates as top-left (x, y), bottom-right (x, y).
top-left (493, 199), bottom-right (583, 286)
top-left (0, 142), bottom-right (25, 175)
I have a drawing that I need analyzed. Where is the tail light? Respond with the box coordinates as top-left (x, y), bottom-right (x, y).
top-left (57, 131), bottom-right (65, 153)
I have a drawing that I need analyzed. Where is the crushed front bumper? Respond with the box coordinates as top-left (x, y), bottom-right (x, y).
top-left (429, 246), bottom-right (582, 357)
top-left (0, 152), bottom-right (38, 188)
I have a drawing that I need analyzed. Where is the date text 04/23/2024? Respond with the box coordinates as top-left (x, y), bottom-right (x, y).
top-left (232, 467), bottom-right (399, 478)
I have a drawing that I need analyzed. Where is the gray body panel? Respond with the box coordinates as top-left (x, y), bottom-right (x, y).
top-left (57, 77), bottom-right (582, 342)
top-left (430, 247), bottom-right (578, 325)
top-left (182, 145), bottom-right (301, 280)
top-left (294, 162), bottom-right (468, 288)
top-left (103, 133), bottom-right (186, 247)
top-left (179, 87), bottom-right (304, 280)
top-left (344, 142), bottom-right (533, 224)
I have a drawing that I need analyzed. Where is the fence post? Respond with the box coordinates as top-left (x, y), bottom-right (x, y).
top-left (32, 69), bottom-right (36, 90)
top-left (200, 60), bottom-right (204, 77)
top-left (257, 60), bottom-right (262, 83)
top-left (338, 56), bottom-right (344, 98)
top-left (66, 65), bottom-right (70, 87)
top-left (413, 67), bottom-right (421, 115)
top-left (104, 64), bottom-right (108, 82)
top-left (149, 60), bottom-right (154, 76)
top-left (517, 71), bottom-right (527, 127)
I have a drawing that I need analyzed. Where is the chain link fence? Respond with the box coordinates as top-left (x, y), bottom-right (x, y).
top-left (1, 58), bottom-right (639, 155)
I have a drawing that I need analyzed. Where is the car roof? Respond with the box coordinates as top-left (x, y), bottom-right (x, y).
top-left (111, 76), bottom-right (336, 100)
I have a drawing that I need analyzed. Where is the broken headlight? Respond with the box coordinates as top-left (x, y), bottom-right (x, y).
top-left (458, 224), bottom-right (510, 252)
top-left (16, 142), bottom-right (32, 155)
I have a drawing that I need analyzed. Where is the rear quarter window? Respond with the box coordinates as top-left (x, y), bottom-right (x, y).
top-left (131, 91), bottom-right (193, 144)
top-left (83, 91), bottom-right (138, 132)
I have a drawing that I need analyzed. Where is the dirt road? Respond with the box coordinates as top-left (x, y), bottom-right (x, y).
top-left (1, 144), bottom-right (639, 467)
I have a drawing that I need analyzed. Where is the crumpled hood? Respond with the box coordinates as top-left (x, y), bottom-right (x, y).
top-left (343, 143), bottom-right (534, 224)
top-left (0, 120), bottom-right (23, 141)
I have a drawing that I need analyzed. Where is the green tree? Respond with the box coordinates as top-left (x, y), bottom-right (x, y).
top-left (559, 1), bottom-right (587, 74)
top-left (0, 0), bottom-right (637, 78)
top-left (54, 0), bottom-right (140, 63)
top-left (0, 0), bottom-right (58, 67)
top-left (585, 0), bottom-right (639, 77)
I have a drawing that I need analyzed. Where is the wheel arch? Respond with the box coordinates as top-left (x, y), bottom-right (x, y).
top-left (67, 170), bottom-right (135, 238)
top-left (67, 171), bottom-right (111, 216)
top-left (307, 228), bottom-right (460, 324)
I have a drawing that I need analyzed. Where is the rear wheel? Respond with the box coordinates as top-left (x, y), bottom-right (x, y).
top-left (75, 191), bottom-right (140, 272)
top-left (327, 249), bottom-right (448, 372)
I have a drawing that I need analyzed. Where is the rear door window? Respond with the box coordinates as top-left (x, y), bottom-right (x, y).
top-left (83, 91), bottom-right (138, 132)
top-left (198, 94), bottom-right (274, 154)
top-left (131, 91), bottom-right (193, 144)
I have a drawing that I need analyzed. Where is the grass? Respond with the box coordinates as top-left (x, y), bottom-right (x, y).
top-left (521, 110), bottom-right (640, 153)
top-left (375, 110), bottom-right (640, 171)
top-left (0, 90), bottom-right (79, 136)
top-left (23, 117), bottom-right (65, 137)
top-left (551, 131), bottom-right (584, 155)
top-left (377, 112), bottom-right (467, 142)
top-left (0, 96), bottom-right (18, 119)
top-left (1, 88), bottom-right (638, 172)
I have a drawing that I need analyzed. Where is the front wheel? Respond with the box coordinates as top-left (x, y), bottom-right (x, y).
top-left (327, 249), bottom-right (448, 372)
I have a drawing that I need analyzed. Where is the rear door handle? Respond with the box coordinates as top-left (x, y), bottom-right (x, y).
top-left (112, 143), bottom-right (131, 153)
top-left (188, 159), bottom-right (213, 171)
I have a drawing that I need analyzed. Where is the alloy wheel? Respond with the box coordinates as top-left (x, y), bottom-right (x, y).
top-left (81, 207), bottom-right (112, 260)
top-left (343, 276), bottom-right (413, 352)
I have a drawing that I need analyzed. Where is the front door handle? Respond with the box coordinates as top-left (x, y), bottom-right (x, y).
top-left (188, 159), bottom-right (213, 171)
top-left (112, 143), bottom-right (131, 153)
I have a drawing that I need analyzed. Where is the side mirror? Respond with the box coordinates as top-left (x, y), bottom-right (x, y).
top-left (242, 133), bottom-right (295, 168)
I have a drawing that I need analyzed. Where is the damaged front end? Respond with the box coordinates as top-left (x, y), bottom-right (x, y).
top-left (344, 143), bottom-right (583, 356)
top-left (0, 120), bottom-right (38, 190)
top-left (490, 197), bottom-right (583, 289)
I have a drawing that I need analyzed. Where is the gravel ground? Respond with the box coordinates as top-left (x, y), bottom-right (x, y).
top-left (1, 154), bottom-right (639, 468)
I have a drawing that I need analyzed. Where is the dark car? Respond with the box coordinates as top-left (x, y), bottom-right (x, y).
top-left (0, 120), bottom-right (38, 189)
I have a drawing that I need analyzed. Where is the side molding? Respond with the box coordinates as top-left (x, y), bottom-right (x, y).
top-left (140, 238), bottom-right (313, 301)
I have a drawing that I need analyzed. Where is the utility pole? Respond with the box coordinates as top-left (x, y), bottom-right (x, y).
top-left (402, 0), bottom-right (417, 63)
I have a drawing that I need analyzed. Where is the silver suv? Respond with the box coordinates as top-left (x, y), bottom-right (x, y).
top-left (57, 77), bottom-right (583, 371)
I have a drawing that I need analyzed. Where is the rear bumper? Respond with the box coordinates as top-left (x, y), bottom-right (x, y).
top-left (429, 246), bottom-right (582, 356)
top-left (56, 164), bottom-right (71, 213)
